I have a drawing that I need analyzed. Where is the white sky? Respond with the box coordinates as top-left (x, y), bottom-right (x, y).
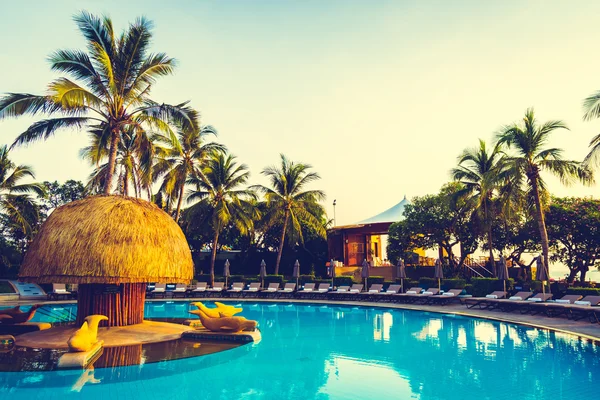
top-left (1, 0), bottom-right (599, 226)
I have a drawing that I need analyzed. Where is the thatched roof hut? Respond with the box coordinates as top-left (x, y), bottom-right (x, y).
top-left (20, 195), bottom-right (193, 284)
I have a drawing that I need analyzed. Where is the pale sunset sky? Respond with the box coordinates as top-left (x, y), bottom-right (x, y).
top-left (1, 0), bottom-right (599, 227)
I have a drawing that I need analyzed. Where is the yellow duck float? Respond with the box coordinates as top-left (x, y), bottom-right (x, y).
top-left (0, 304), bottom-right (42, 324)
top-left (67, 315), bottom-right (108, 352)
top-left (190, 302), bottom-right (242, 318)
top-left (192, 308), bottom-right (258, 333)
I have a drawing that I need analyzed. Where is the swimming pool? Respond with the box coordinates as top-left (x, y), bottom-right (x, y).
top-left (1, 301), bottom-right (598, 399)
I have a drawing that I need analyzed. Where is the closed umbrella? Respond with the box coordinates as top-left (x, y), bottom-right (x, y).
top-left (362, 259), bottom-right (370, 291)
top-left (434, 258), bottom-right (444, 292)
top-left (328, 259), bottom-right (336, 288)
top-left (497, 255), bottom-right (509, 293)
top-left (260, 259), bottom-right (267, 289)
top-left (223, 259), bottom-right (231, 288)
top-left (293, 260), bottom-right (300, 289)
top-left (397, 258), bottom-right (407, 293)
top-left (535, 255), bottom-right (548, 295)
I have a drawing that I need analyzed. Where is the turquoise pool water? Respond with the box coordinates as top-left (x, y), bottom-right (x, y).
top-left (1, 301), bottom-right (598, 399)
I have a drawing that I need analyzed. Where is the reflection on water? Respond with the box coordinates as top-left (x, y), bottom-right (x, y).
top-left (1, 301), bottom-right (598, 400)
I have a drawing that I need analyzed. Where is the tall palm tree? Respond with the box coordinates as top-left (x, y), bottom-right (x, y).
top-left (451, 139), bottom-right (506, 274)
top-left (252, 154), bottom-right (326, 275)
top-left (81, 126), bottom-right (154, 197)
top-left (497, 108), bottom-right (594, 273)
top-left (154, 124), bottom-right (225, 221)
top-left (0, 145), bottom-right (44, 235)
top-left (582, 89), bottom-right (600, 167)
top-left (186, 153), bottom-right (257, 284)
top-left (0, 12), bottom-right (197, 195)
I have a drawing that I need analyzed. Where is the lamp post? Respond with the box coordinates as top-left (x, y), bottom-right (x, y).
top-left (333, 199), bottom-right (336, 227)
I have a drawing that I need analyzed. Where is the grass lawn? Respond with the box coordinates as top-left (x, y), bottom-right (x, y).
top-left (0, 281), bottom-right (16, 294)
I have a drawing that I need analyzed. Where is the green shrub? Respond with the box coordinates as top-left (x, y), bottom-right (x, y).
top-left (299, 275), bottom-right (316, 285)
top-left (367, 276), bottom-right (385, 285)
top-left (442, 279), bottom-right (467, 290)
top-left (263, 275), bottom-right (284, 284)
top-left (397, 278), bottom-right (419, 289)
top-left (566, 287), bottom-right (600, 296)
top-left (229, 275), bottom-right (245, 283)
top-left (195, 274), bottom-right (212, 283)
top-left (334, 277), bottom-right (354, 287)
top-left (470, 278), bottom-right (514, 297)
top-left (244, 277), bottom-right (259, 284)
top-left (0, 281), bottom-right (15, 294)
top-left (464, 284), bottom-right (473, 295)
top-left (418, 277), bottom-right (439, 290)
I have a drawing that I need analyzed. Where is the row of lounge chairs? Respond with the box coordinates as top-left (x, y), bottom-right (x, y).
top-left (462, 291), bottom-right (600, 322)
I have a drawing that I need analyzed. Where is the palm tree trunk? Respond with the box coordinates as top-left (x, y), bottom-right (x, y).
top-left (175, 183), bottom-right (185, 222)
top-left (275, 210), bottom-right (289, 275)
top-left (531, 176), bottom-right (550, 274)
top-left (123, 168), bottom-right (129, 196)
top-left (103, 131), bottom-right (119, 195)
top-left (210, 229), bottom-right (220, 286)
top-left (488, 226), bottom-right (495, 276)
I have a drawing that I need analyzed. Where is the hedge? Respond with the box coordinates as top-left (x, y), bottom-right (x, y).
top-left (366, 276), bottom-right (385, 285)
top-left (334, 277), bottom-right (354, 287)
top-left (566, 287), bottom-right (600, 296)
top-left (299, 275), bottom-right (316, 285)
top-left (263, 275), bottom-right (285, 284)
top-left (418, 278), bottom-right (466, 291)
top-left (470, 278), bottom-right (514, 297)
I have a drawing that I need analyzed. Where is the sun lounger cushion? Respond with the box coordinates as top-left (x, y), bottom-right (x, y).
top-left (574, 301), bottom-right (591, 306)
top-left (554, 299), bottom-right (570, 304)
top-left (407, 290), bottom-right (417, 294)
top-left (369, 289), bottom-right (379, 293)
top-left (442, 292), bottom-right (455, 296)
top-left (349, 289), bottom-right (360, 293)
top-left (423, 291), bottom-right (434, 295)
top-left (527, 297), bottom-right (542, 302)
top-left (486, 294), bottom-right (498, 299)
top-left (509, 296), bottom-right (522, 301)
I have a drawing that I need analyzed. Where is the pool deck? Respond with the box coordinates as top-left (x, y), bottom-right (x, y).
top-left (3, 297), bottom-right (600, 342)
top-left (16, 320), bottom-right (194, 349)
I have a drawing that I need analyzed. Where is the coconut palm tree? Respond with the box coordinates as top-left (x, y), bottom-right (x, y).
top-left (186, 153), bottom-right (257, 284)
top-left (0, 145), bottom-right (44, 235)
top-left (0, 12), bottom-right (197, 195)
top-left (451, 139), bottom-right (506, 274)
top-left (582, 89), bottom-right (600, 167)
top-left (81, 126), bottom-right (154, 197)
top-left (252, 155), bottom-right (326, 275)
top-left (496, 108), bottom-right (594, 273)
top-left (154, 124), bottom-right (225, 221)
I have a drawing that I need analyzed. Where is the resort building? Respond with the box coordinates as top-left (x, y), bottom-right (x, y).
top-left (327, 196), bottom-right (425, 274)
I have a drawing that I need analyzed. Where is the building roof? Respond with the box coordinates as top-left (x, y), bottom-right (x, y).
top-left (19, 195), bottom-right (193, 284)
top-left (357, 196), bottom-right (409, 224)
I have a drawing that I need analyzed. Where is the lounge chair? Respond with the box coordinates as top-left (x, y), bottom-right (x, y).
top-left (426, 289), bottom-right (464, 305)
top-left (149, 283), bottom-right (166, 299)
top-left (315, 283), bottom-right (331, 293)
top-left (171, 283), bottom-right (188, 298)
top-left (546, 295), bottom-right (600, 320)
top-left (206, 282), bottom-right (225, 293)
top-left (484, 291), bottom-right (534, 311)
top-left (330, 285), bottom-right (350, 294)
top-left (515, 293), bottom-right (554, 314)
top-left (536, 294), bottom-right (582, 317)
top-left (405, 288), bottom-right (440, 304)
top-left (297, 283), bottom-right (316, 294)
top-left (276, 283), bottom-right (296, 297)
top-left (348, 284), bottom-right (363, 294)
top-left (462, 291), bottom-right (507, 309)
top-left (394, 287), bottom-right (423, 302)
top-left (228, 282), bottom-right (244, 292)
top-left (261, 283), bottom-right (280, 295)
top-left (379, 284), bottom-right (401, 295)
top-left (362, 284), bottom-right (383, 294)
top-left (190, 282), bottom-right (207, 296)
top-left (372, 284), bottom-right (401, 302)
top-left (242, 282), bottom-right (261, 295)
top-left (48, 284), bottom-right (71, 300)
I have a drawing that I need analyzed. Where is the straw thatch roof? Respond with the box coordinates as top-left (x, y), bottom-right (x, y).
top-left (19, 196), bottom-right (193, 284)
